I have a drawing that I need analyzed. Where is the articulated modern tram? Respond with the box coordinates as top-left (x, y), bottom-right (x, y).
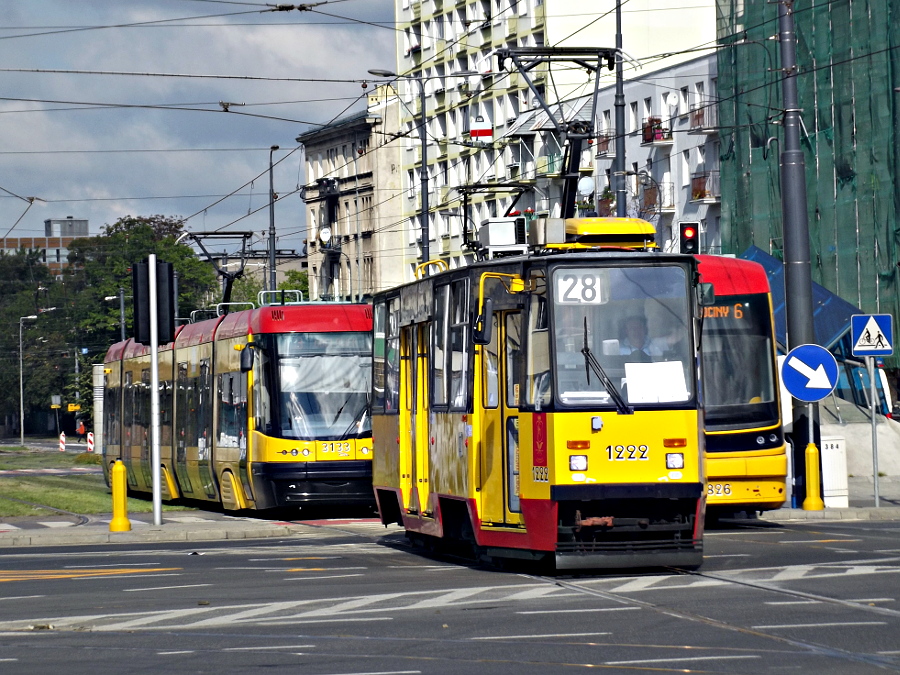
top-left (697, 255), bottom-right (787, 517)
top-left (102, 302), bottom-right (374, 510)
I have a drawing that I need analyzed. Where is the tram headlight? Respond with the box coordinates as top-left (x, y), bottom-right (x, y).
top-left (569, 455), bottom-right (588, 471)
top-left (666, 453), bottom-right (684, 470)
top-left (301, 448), bottom-right (311, 457)
top-left (360, 447), bottom-right (370, 455)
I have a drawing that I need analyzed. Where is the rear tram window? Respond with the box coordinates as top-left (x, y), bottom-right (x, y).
top-left (373, 301), bottom-right (387, 412)
top-left (385, 297), bottom-right (401, 414)
top-left (449, 280), bottom-right (469, 411)
top-left (432, 285), bottom-right (449, 407)
top-left (526, 276), bottom-right (551, 410)
top-left (482, 314), bottom-right (499, 409)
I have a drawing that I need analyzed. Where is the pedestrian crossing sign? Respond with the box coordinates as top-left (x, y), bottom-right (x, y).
top-left (851, 314), bottom-right (893, 356)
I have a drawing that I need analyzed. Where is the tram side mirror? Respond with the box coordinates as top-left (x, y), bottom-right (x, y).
top-left (697, 282), bottom-right (715, 306)
top-left (240, 345), bottom-right (254, 372)
top-left (473, 297), bottom-right (494, 345)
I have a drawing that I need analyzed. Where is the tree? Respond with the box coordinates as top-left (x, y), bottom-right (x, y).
top-left (278, 270), bottom-right (309, 297)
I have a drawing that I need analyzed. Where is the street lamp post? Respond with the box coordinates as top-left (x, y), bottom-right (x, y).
top-left (368, 68), bottom-right (430, 265)
top-left (104, 288), bottom-right (126, 341)
top-left (269, 145), bottom-right (280, 292)
top-left (19, 315), bottom-right (37, 446)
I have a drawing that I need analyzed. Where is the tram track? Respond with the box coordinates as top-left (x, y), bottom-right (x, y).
top-left (534, 569), bottom-right (900, 671)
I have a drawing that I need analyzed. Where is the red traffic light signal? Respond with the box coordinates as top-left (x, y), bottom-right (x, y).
top-left (679, 222), bottom-right (699, 254)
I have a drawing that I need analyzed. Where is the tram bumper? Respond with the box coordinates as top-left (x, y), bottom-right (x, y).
top-left (551, 482), bottom-right (704, 570)
top-left (252, 460), bottom-right (374, 507)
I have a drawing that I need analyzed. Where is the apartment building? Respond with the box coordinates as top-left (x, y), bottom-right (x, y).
top-left (388, 0), bottom-right (717, 281)
top-left (298, 86), bottom-right (404, 300)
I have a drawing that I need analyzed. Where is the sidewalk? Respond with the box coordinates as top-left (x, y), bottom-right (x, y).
top-left (1, 478), bottom-right (898, 549)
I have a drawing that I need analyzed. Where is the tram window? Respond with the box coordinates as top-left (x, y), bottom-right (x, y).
top-left (372, 301), bottom-right (387, 412)
top-left (432, 285), bottom-right (449, 407)
top-left (526, 281), bottom-right (551, 410)
top-left (483, 314), bottom-right (500, 409)
top-left (449, 280), bottom-right (469, 411)
top-left (217, 372), bottom-right (247, 448)
top-left (385, 298), bottom-right (401, 413)
top-left (505, 313), bottom-right (522, 408)
top-left (198, 360), bottom-right (212, 451)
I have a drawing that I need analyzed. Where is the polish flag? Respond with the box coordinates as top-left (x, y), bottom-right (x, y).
top-left (469, 115), bottom-right (493, 140)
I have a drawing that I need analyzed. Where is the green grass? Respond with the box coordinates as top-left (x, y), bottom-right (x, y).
top-left (0, 449), bottom-right (193, 517)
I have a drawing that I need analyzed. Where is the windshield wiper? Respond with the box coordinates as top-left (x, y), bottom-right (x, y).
top-left (581, 318), bottom-right (633, 415)
top-left (338, 395), bottom-right (370, 440)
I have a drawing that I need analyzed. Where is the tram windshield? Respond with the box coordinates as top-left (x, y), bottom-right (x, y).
top-left (551, 265), bottom-right (694, 407)
top-left (273, 332), bottom-right (372, 441)
top-left (701, 294), bottom-right (779, 430)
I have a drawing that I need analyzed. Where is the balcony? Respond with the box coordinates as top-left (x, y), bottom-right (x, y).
top-left (689, 100), bottom-right (719, 135)
top-left (690, 171), bottom-right (721, 203)
top-left (535, 153), bottom-right (563, 176)
top-left (641, 117), bottom-right (673, 146)
top-left (641, 181), bottom-right (676, 213)
top-left (595, 130), bottom-right (615, 158)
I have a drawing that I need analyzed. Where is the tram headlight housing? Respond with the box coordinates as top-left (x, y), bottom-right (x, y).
top-left (666, 453), bottom-right (684, 470)
top-left (569, 455), bottom-right (588, 471)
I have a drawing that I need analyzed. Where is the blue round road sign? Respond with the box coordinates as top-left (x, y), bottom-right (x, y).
top-left (781, 344), bottom-right (839, 402)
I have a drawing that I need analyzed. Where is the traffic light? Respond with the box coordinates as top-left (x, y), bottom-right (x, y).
top-left (132, 259), bottom-right (176, 344)
top-left (679, 222), bottom-right (699, 254)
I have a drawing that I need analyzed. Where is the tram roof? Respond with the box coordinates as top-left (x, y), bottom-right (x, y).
top-left (696, 255), bottom-right (770, 295)
top-left (216, 302), bottom-right (373, 340)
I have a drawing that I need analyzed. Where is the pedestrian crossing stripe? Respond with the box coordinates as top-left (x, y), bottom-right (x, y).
top-left (852, 314), bottom-right (893, 354)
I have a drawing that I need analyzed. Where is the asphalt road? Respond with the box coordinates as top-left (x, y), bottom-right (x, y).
top-left (1, 518), bottom-right (899, 674)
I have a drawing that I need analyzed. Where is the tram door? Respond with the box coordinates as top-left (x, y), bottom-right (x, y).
top-left (479, 311), bottom-right (523, 526)
top-left (403, 323), bottom-right (431, 514)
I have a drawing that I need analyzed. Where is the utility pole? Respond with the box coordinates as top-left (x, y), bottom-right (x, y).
top-left (777, 1), bottom-right (817, 506)
top-left (268, 145), bottom-right (279, 292)
top-left (614, 0), bottom-right (626, 217)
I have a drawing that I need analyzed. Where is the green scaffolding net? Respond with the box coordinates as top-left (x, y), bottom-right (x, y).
top-left (716, 0), bottom-right (900, 365)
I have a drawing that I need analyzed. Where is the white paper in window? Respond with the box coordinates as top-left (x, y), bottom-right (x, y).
top-left (624, 361), bottom-right (689, 403)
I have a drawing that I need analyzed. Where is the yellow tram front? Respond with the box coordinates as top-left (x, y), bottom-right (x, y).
top-left (514, 256), bottom-right (705, 569)
top-left (372, 249), bottom-right (707, 571)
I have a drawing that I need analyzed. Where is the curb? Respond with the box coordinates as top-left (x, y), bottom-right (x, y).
top-left (0, 523), bottom-right (303, 548)
top-left (759, 506), bottom-right (900, 522)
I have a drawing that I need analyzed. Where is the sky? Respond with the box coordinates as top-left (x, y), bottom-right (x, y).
top-left (0, 0), bottom-right (396, 260)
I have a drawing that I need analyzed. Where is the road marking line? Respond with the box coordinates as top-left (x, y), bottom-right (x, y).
top-left (123, 583), bottom-right (210, 593)
top-left (606, 655), bottom-right (760, 665)
top-left (404, 588), bottom-right (487, 609)
top-left (223, 646), bottom-right (316, 651)
top-left (0, 595), bottom-right (44, 601)
top-left (517, 607), bottom-right (640, 615)
top-left (473, 632), bottom-right (610, 640)
top-left (753, 621), bottom-right (887, 629)
top-left (75, 574), bottom-right (183, 581)
top-left (284, 574), bottom-right (364, 581)
top-left (65, 563), bottom-right (162, 568)
top-left (847, 598), bottom-right (895, 603)
top-left (704, 554), bottom-right (750, 558)
top-left (254, 617), bottom-right (394, 625)
top-left (35, 522), bottom-right (74, 529)
top-left (764, 600), bottom-right (820, 605)
top-left (158, 651), bottom-right (195, 655)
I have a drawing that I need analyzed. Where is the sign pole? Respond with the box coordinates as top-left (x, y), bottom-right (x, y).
top-left (869, 356), bottom-right (879, 506)
top-left (149, 254), bottom-right (162, 526)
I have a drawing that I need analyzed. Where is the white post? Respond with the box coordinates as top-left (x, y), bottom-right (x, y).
top-left (149, 255), bottom-right (162, 525)
top-left (869, 356), bottom-right (880, 506)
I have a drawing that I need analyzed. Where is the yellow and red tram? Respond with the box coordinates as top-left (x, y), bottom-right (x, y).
top-left (372, 219), bottom-right (710, 570)
top-left (102, 302), bottom-right (374, 511)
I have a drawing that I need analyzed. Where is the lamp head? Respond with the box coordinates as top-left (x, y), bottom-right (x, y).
top-left (368, 69), bottom-right (396, 78)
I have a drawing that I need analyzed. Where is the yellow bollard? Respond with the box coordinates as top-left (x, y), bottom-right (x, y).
top-left (802, 443), bottom-right (825, 511)
top-left (109, 460), bottom-right (132, 532)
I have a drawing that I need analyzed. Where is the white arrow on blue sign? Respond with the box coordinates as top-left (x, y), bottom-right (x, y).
top-left (781, 344), bottom-right (839, 402)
